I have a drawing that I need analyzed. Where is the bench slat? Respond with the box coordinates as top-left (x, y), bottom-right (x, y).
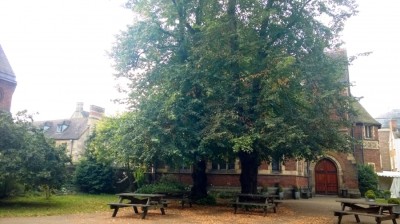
top-left (108, 203), bottom-right (150, 207)
top-left (334, 210), bottom-right (399, 224)
top-left (108, 203), bottom-right (151, 219)
top-left (334, 210), bottom-right (387, 218)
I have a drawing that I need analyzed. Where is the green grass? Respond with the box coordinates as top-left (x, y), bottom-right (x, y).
top-left (0, 194), bottom-right (116, 217)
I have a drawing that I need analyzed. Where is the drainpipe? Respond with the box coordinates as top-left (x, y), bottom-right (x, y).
top-left (70, 139), bottom-right (73, 162)
top-left (361, 123), bottom-right (365, 165)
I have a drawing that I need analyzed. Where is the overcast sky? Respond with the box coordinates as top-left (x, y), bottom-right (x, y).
top-left (0, 0), bottom-right (399, 121)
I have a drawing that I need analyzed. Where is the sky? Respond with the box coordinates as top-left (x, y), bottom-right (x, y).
top-left (0, 0), bottom-right (399, 121)
top-left (0, 0), bottom-right (132, 120)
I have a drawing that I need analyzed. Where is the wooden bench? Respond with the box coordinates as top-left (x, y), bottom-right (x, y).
top-left (108, 203), bottom-right (151, 219)
top-left (334, 210), bottom-right (399, 224)
top-left (158, 192), bottom-right (192, 208)
top-left (231, 194), bottom-right (276, 217)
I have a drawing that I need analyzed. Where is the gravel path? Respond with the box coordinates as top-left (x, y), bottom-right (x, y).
top-left (0, 196), bottom-right (382, 224)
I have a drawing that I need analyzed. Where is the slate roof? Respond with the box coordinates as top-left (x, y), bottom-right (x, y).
top-left (34, 118), bottom-right (89, 140)
top-left (0, 44), bottom-right (16, 83)
top-left (351, 100), bottom-right (381, 126)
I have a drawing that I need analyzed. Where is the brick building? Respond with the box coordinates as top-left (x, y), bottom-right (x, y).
top-left (0, 44), bottom-right (17, 112)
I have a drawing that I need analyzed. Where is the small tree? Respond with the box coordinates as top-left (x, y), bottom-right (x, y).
top-left (357, 164), bottom-right (378, 196)
top-left (1, 111), bottom-right (70, 198)
top-left (74, 156), bottom-right (116, 194)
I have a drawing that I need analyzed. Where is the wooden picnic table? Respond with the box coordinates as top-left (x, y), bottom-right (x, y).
top-left (231, 193), bottom-right (281, 216)
top-left (334, 198), bottom-right (400, 224)
top-left (156, 191), bottom-right (192, 208)
top-left (108, 193), bottom-right (166, 219)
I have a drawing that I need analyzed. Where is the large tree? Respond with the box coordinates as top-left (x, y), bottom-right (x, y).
top-left (111, 0), bottom-right (357, 195)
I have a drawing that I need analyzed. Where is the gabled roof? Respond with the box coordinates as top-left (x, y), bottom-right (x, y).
top-left (34, 118), bottom-right (89, 140)
top-left (351, 100), bottom-right (381, 126)
top-left (0, 44), bottom-right (16, 84)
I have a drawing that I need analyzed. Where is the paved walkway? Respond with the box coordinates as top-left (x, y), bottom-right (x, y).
top-left (0, 196), bottom-right (393, 224)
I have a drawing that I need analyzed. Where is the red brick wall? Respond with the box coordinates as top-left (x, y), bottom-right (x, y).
top-left (284, 160), bottom-right (297, 171)
top-left (0, 80), bottom-right (16, 111)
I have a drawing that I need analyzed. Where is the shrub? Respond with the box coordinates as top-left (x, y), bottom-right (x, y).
top-left (195, 194), bottom-right (217, 205)
top-left (74, 158), bottom-right (116, 194)
top-left (388, 198), bottom-right (400, 204)
top-left (135, 175), bottom-right (187, 194)
top-left (365, 189), bottom-right (376, 199)
top-left (384, 190), bottom-right (391, 196)
top-left (357, 164), bottom-right (378, 196)
top-left (217, 191), bottom-right (236, 199)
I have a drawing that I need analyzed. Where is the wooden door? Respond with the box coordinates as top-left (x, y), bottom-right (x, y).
top-left (315, 159), bottom-right (338, 195)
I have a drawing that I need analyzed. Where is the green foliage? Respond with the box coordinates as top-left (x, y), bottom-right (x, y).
top-left (216, 191), bottom-right (236, 199)
top-left (135, 175), bottom-right (187, 194)
top-left (388, 198), bottom-right (400, 204)
top-left (110, 0), bottom-right (358, 193)
top-left (357, 164), bottom-right (378, 196)
top-left (365, 189), bottom-right (376, 199)
top-left (133, 166), bottom-right (146, 188)
top-left (195, 194), bottom-right (217, 205)
top-left (0, 111), bottom-right (69, 198)
top-left (74, 157), bottom-right (116, 194)
top-left (384, 190), bottom-right (391, 196)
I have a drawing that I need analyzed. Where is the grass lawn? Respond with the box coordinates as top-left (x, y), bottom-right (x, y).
top-left (0, 194), bottom-right (116, 217)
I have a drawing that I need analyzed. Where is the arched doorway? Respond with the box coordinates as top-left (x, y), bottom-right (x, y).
top-left (315, 159), bottom-right (338, 195)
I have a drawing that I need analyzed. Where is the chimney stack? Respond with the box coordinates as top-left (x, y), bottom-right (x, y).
top-left (89, 105), bottom-right (105, 120)
top-left (76, 102), bottom-right (83, 112)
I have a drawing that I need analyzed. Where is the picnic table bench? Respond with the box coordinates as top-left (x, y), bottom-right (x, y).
top-left (334, 199), bottom-right (400, 224)
top-left (108, 193), bottom-right (166, 219)
top-left (231, 193), bottom-right (279, 216)
top-left (157, 191), bottom-right (192, 208)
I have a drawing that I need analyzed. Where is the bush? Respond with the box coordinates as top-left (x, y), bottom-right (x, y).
top-left (195, 194), bottom-right (217, 205)
top-left (217, 191), bottom-right (236, 199)
top-left (384, 190), bottom-right (391, 196)
top-left (74, 158), bottom-right (116, 194)
top-left (135, 175), bottom-right (187, 194)
top-left (365, 189), bottom-right (376, 199)
top-left (357, 164), bottom-right (378, 196)
top-left (388, 198), bottom-right (400, 204)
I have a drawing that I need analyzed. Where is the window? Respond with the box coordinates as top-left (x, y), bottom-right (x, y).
top-left (212, 159), bottom-right (235, 170)
top-left (42, 121), bottom-right (52, 132)
top-left (364, 125), bottom-right (373, 139)
top-left (56, 121), bottom-right (69, 133)
top-left (271, 158), bottom-right (281, 172)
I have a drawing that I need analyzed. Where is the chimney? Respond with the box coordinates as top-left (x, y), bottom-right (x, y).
top-left (89, 105), bottom-right (105, 120)
top-left (76, 102), bottom-right (83, 112)
top-left (71, 102), bottom-right (85, 119)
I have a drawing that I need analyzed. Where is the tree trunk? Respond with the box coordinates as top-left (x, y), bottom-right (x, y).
top-left (239, 151), bottom-right (259, 194)
top-left (191, 159), bottom-right (208, 200)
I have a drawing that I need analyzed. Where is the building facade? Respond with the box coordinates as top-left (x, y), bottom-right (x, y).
top-left (34, 102), bottom-right (104, 163)
top-left (0, 44), bottom-right (17, 112)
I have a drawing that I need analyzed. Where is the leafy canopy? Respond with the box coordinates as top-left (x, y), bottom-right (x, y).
top-left (109, 0), bottom-right (358, 169)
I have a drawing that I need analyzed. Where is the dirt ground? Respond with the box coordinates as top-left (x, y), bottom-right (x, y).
top-left (0, 196), bottom-right (386, 224)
